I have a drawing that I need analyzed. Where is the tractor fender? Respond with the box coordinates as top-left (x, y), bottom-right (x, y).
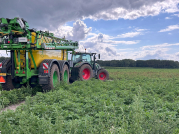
top-left (74, 62), bottom-right (92, 68)
top-left (57, 60), bottom-right (70, 74)
top-left (38, 59), bottom-right (59, 84)
top-left (38, 59), bottom-right (59, 77)
top-left (38, 59), bottom-right (69, 84)
top-left (39, 59), bottom-right (70, 77)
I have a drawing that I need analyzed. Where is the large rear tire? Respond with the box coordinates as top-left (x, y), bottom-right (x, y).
top-left (1, 76), bottom-right (22, 91)
top-left (1, 60), bottom-right (22, 91)
top-left (79, 64), bottom-right (93, 81)
top-left (61, 64), bottom-right (69, 83)
top-left (97, 69), bottom-right (109, 81)
top-left (42, 64), bottom-right (60, 92)
top-left (29, 76), bottom-right (39, 88)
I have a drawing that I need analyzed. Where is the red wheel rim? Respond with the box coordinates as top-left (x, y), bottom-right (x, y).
top-left (99, 72), bottom-right (106, 80)
top-left (82, 68), bottom-right (90, 80)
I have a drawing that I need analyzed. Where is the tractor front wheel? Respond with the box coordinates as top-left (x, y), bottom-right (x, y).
top-left (79, 64), bottom-right (93, 81)
top-left (97, 69), bottom-right (109, 81)
top-left (42, 64), bottom-right (60, 92)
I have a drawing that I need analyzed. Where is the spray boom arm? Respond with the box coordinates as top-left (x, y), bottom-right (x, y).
top-left (0, 17), bottom-right (78, 50)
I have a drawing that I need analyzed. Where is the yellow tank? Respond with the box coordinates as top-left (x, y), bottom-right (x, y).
top-left (15, 32), bottom-right (67, 69)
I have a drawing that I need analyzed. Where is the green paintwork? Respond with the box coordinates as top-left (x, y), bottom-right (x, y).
top-left (95, 63), bottom-right (100, 69)
top-left (74, 62), bottom-right (82, 67)
top-left (29, 50), bottom-right (37, 70)
top-left (52, 71), bottom-right (58, 86)
top-left (64, 70), bottom-right (68, 82)
top-left (1, 18), bottom-right (8, 24)
top-left (18, 50), bottom-right (20, 72)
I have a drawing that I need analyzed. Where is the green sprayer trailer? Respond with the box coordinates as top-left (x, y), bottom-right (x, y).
top-left (0, 17), bottom-right (108, 91)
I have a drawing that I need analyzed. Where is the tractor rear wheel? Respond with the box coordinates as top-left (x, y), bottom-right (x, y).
top-left (97, 69), bottom-right (109, 81)
top-left (61, 64), bottom-right (69, 83)
top-left (42, 64), bottom-right (60, 92)
top-left (79, 64), bottom-right (93, 81)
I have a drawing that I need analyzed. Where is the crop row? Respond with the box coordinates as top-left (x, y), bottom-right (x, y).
top-left (0, 68), bottom-right (179, 133)
top-left (0, 85), bottom-right (42, 108)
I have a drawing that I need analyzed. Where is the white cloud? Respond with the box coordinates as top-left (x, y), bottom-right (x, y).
top-left (113, 28), bottom-right (147, 39)
top-left (2, 0), bottom-right (178, 30)
top-left (176, 52), bottom-right (179, 57)
top-left (130, 43), bottom-right (179, 61)
top-left (86, 0), bottom-right (179, 21)
top-left (117, 32), bottom-right (142, 38)
top-left (135, 28), bottom-right (148, 32)
top-left (51, 20), bottom-right (92, 41)
top-left (173, 14), bottom-right (179, 17)
top-left (141, 43), bottom-right (179, 50)
top-left (48, 20), bottom-right (179, 61)
top-left (165, 17), bottom-right (171, 19)
top-left (159, 25), bottom-right (179, 32)
top-left (79, 32), bottom-right (140, 60)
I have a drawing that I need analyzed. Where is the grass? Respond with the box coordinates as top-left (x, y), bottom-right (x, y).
top-left (0, 67), bottom-right (179, 133)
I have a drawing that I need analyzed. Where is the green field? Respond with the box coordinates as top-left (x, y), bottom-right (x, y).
top-left (1, 67), bottom-right (179, 134)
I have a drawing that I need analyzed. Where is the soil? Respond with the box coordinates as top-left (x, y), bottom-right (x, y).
top-left (1, 101), bottom-right (25, 112)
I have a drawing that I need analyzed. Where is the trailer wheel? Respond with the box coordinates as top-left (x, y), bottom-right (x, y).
top-left (1, 66), bottom-right (22, 91)
top-left (79, 64), bottom-right (93, 81)
top-left (29, 76), bottom-right (38, 88)
top-left (97, 69), bottom-right (109, 81)
top-left (42, 64), bottom-right (60, 92)
top-left (61, 64), bottom-right (69, 83)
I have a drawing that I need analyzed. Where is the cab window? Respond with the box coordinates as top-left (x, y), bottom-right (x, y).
top-left (72, 54), bottom-right (81, 63)
top-left (82, 54), bottom-right (91, 63)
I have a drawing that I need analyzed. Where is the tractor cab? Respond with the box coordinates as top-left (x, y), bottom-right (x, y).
top-left (71, 52), bottom-right (101, 69)
top-left (72, 52), bottom-right (92, 65)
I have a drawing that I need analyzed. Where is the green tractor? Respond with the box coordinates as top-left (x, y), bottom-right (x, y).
top-left (69, 51), bottom-right (109, 82)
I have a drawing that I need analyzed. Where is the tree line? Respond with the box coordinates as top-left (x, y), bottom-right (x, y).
top-left (0, 56), bottom-right (178, 68)
top-left (97, 59), bottom-right (179, 68)
top-left (0, 56), bottom-right (9, 62)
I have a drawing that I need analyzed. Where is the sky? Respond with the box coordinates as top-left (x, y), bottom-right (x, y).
top-left (0, 0), bottom-right (179, 61)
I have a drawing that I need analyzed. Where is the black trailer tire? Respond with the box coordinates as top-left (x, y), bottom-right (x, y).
top-left (61, 64), bottom-right (69, 83)
top-left (42, 64), bottom-right (60, 92)
top-left (1, 76), bottom-right (22, 91)
top-left (69, 77), bottom-right (74, 83)
top-left (29, 76), bottom-right (39, 88)
top-left (97, 69), bottom-right (109, 81)
top-left (79, 64), bottom-right (93, 81)
top-left (1, 61), bottom-right (22, 90)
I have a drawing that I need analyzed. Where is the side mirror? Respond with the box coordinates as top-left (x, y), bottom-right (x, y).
top-left (94, 55), bottom-right (96, 60)
top-left (98, 54), bottom-right (100, 59)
